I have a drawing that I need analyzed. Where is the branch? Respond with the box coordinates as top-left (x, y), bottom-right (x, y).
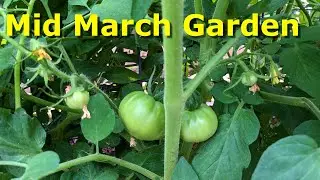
top-left (0, 161), bottom-right (28, 168)
top-left (259, 91), bottom-right (320, 120)
top-left (46, 154), bottom-right (162, 180)
top-left (295, 0), bottom-right (312, 26)
top-left (162, 0), bottom-right (184, 179)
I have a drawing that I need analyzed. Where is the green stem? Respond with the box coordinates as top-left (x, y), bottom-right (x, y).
top-left (284, 0), bottom-right (295, 15)
top-left (12, 0), bottom-right (36, 110)
top-left (180, 141), bottom-right (193, 161)
top-left (194, 0), bottom-right (203, 17)
top-left (199, 0), bottom-right (229, 64)
top-left (184, 32), bottom-right (242, 100)
top-left (58, 45), bottom-right (78, 74)
top-left (162, 0), bottom-right (184, 179)
top-left (80, 75), bottom-right (119, 111)
top-left (0, 161), bottom-right (28, 168)
top-left (47, 154), bottom-right (162, 180)
top-left (40, 0), bottom-right (78, 75)
top-left (21, 92), bottom-right (81, 114)
top-left (40, 60), bottom-right (70, 80)
top-left (0, 32), bottom-right (31, 56)
top-left (260, 91), bottom-right (320, 120)
top-left (295, 0), bottom-right (312, 26)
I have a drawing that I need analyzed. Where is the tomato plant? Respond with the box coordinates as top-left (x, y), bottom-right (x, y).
top-left (0, 0), bottom-right (320, 179)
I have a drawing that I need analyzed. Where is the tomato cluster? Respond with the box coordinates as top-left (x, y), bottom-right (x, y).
top-left (119, 91), bottom-right (218, 142)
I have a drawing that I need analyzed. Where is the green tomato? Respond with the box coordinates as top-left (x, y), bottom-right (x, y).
top-left (241, 71), bottom-right (258, 86)
top-left (119, 91), bottom-right (165, 141)
top-left (65, 91), bottom-right (90, 110)
top-left (181, 104), bottom-right (218, 143)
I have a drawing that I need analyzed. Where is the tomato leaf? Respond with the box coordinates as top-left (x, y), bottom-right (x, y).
top-left (192, 109), bottom-right (260, 179)
top-left (132, 0), bottom-right (153, 21)
top-left (91, 0), bottom-right (132, 23)
top-left (119, 145), bottom-right (164, 176)
top-left (21, 151), bottom-right (60, 180)
top-left (68, 0), bottom-right (89, 9)
top-left (280, 43), bottom-right (320, 102)
top-left (252, 135), bottom-right (320, 180)
top-left (211, 82), bottom-right (238, 104)
top-left (0, 47), bottom-right (14, 74)
top-left (103, 67), bottom-right (142, 84)
top-left (0, 108), bottom-right (46, 161)
top-left (172, 157), bottom-right (199, 180)
top-left (81, 93), bottom-right (115, 144)
top-left (61, 163), bottom-right (118, 180)
top-left (294, 120), bottom-right (320, 144)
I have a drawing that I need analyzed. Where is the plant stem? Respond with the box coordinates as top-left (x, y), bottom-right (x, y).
top-left (194, 0), bottom-right (203, 17)
top-left (199, 0), bottom-right (229, 64)
top-left (21, 91), bottom-right (81, 114)
top-left (0, 161), bottom-right (28, 168)
top-left (259, 91), bottom-right (320, 120)
top-left (58, 45), bottom-right (78, 74)
top-left (47, 154), bottom-right (162, 179)
top-left (12, 0), bottom-right (36, 110)
top-left (161, 0), bottom-right (184, 179)
top-left (40, 1), bottom-right (78, 74)
top-left (284, 0), bottom-right (295, 15)
top-left (184, 32), bottom-right (242, 100)
top-left (80, 75), bottom-right (119, 111)
top-left (295, 0), bottom-right (312, 26)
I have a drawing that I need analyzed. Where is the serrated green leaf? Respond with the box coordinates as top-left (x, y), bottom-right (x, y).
top-left (21, 151), bottom-right (60, 180)
top-left (81, 93), bottom-right (115, 144)
top-left (280, 25), bottom-right (320, 43)
top-left (211, 82), bottom-right (238, 104)
top-left (119, 145), bottom-right (164, 176)
top-left (280, 43), bottom-right (320, 102)
top-left (252, 135), bottom-right (320, 180)
top-left (68, 0), bottom-right (89, 9)
top-left (209, 65), bottom-right (228, 82)
top-left (0, 108), bottom-right (46, 162)
top-left (246, 0), bottom-right (289, 14)
top-left (3, 0), bottom-right (13, 8)
top-left (229, 0), bottom-right (251, 17)
top-left (132, 0), bottom-right (153, 20)
top-left (104, 67), bottom-right (141, 84)
top-left (91, 0), bottom-right (132, 23)
top-left (192, 109), bottom-right (260, 179)
top-left (0, 47), bottom-right (14, 73)
top-left (294, 120), bottom-right (320, 144)
top-left (172, 157), bottom-right (199, 180)
top-left (263, 42), bottom-right (281, 54)
top-left (61, 163), bottom-right (118, 180)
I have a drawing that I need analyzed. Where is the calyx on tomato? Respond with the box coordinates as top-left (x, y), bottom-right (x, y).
top-left (119, 91), bottom-right (165, 141)
top-left (241, 71), bottom-right (258, 86)
top-left (181, 104), bottom-right (218, 143)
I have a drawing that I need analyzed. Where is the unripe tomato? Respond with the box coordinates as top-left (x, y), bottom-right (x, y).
top-left (181, 104), bottom-right (218, 143)
top-left (119, 91), bottom-right (165, 141)
top-left (65, 91), bottom-right (90, 110)
top-left (241, 71), bottom-right (258, 86)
